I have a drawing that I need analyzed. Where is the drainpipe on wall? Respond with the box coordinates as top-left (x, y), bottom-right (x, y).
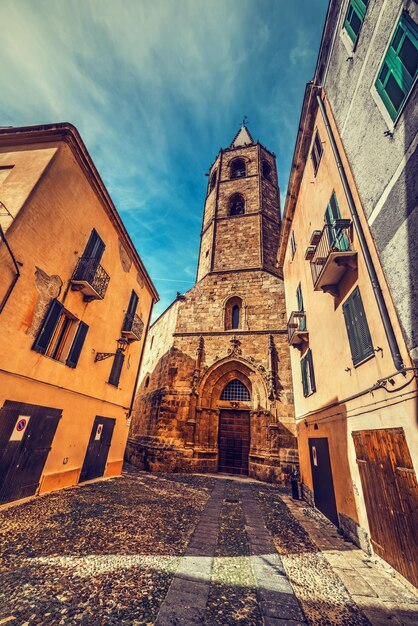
top-left (316, 94), bottom-right (404, 372)
top-left (0, 224), bottom-right (20, 314)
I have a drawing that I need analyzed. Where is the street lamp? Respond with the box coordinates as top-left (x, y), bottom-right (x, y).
top-left (95, 337), bottom-right (129, 362)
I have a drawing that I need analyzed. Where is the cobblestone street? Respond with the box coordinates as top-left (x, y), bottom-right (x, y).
top-left (0, 467), bottom-right (417, 626)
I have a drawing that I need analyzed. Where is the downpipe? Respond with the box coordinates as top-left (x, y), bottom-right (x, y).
top-left (316, 94), bottom-right (404, 372)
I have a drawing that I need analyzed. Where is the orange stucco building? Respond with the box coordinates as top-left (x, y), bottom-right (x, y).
top-left (280, 84), bottom-right (418, 588)
top-left (0, 123), bottom-right (158, 505)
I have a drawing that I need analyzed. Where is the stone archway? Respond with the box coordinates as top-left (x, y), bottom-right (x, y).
top-left (195, 356), bottom-right (269, 475)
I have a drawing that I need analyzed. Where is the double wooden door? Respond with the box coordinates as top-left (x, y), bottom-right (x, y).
top-left (0, 400), bottom-right (61, 504)
top-left (218, 410), bottom-right (250, 475)
top-left (353, 427), bottom-right (418, 588)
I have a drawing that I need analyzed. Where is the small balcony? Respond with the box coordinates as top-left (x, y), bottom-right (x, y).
top-left (121, 312), bottom-right (144, 341)
top-left (71, 257), bottom-right (110, 301)
top-left (310, 221), bottom-right (357, 296)
top-left (287, 311), bottom-right (309, 346)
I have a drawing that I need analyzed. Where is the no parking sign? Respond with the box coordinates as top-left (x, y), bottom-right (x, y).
top-left (9, 415), bottom-right (31, 441)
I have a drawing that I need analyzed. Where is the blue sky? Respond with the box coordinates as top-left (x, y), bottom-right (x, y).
top-left (0, 0), bottom-right (328, 318)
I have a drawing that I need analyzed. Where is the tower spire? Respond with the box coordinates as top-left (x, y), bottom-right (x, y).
top-left (230, 119), bottom-right (254, 148)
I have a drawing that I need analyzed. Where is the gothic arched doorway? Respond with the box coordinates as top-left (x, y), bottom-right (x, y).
top-left (197, 357), bottom-right (268, 476)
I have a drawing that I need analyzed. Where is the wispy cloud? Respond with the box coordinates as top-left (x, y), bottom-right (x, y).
top-left (0, 0), bottom-right (328, 318)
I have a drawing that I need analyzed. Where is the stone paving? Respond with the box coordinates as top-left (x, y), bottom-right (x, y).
top-left (0, 467), bottom-right (417, 626)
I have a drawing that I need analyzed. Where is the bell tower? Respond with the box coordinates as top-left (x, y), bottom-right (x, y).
top-left (197, 125), bottom-right (281, 282)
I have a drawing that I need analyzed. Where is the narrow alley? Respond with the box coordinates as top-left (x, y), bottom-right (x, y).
top-left (0, 468), bottom-right (416, 626)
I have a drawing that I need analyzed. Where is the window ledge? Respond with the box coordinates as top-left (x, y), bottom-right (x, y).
top-left (353, 352), bottom-right (376, 368)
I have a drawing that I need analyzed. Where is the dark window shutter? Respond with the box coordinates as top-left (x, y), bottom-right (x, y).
top-left (127, 290), bottom-right (139, 316)
top-left (83, 229), bottom-right (105, 261)
top-left (343, 287), bottom-right (374, 365)
top-left (307, 349), bottom-right (316, 393)
top-left (109, 352), bottom-right (125, 387)
top-left (32, 299), bottom-right (63, 354)
top-left (296, 283), bottom-right (303, 311)
top-left (301, 356), bottom-right (308, 397)
top-left (66, 322), bottom-right (89, 368)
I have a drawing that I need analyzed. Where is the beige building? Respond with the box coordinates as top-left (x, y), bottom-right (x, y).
top-left (127, 126), bottom-right (297, 483)
top-left (280, 0), bottom-right (418, 588)
top-left (0, 123), bottom-right (158, 504)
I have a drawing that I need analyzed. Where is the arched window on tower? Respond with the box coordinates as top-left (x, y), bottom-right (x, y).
top-left (225, 296), bottom-right (243, 330)
top-left (230, 158), bottom-right (246, 179)
top-left (262, 160), bottom-right (272, 181)
top-left (209, 170), bottom-right (217, 193)
top-left (229, 193), bottom-right (245, 216)
top-left (220, 379), bottom-right (251, 401)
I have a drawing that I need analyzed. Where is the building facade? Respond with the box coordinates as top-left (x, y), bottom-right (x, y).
top-left (127, 126), bottom-right (297, 483)
top-left (280, 0), bottom-right (417, 587)
top-left (0, 123), bottom-right (158, 505)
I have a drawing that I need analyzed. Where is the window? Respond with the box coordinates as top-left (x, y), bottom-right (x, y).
top-left (262, 160), bottom-right (272, 181)
top-left (209, 170), bottom-right (217, 193)
top-left (290, 231), bottom-right (296, 258)
top-left (324, 192), bottom-right (349, 251)
top-left (311, 130), bottom-right (323, 175)
top-left (220, 379), bottom-right (250, 401)
top-left (230, 158), bottom-right (246, 179)
top-left (229, 193), bottom-right (245, 216)
top-left (375, 12), bottom-right (418, 122)
top-left (343, 0), bottom-right (368, 45)
top-left (32, 298), bottom-right (89, 368)
top-left (343, 287), bottom-right (374, 366)
top-left (296, 283), bottom-right (307, 331)
top-left (109, 351), bottom-right (125, 387)
top-left (225, 296), bottom-right (243, 330)
top-left (122, 290), bottom-right (139, 330)
top-left (301, 349), bottom-right (316, 397)
top-left (145, 376), bottom-right (150, 389)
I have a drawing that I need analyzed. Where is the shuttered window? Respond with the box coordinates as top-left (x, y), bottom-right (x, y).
top-left (375, 12), bottom-right (418, 121)
top-left (311, 130), bottom-right (323, 175)
top-left (290, 231), bottom-right (297, 258)
top-left (109, 351), bottom-right (125, 387)
top-left (301, 349), bottom-right (316, 397)
top-left (296, 283), bottom-right (306, 331)
top-left (343, 287), bottom-right (374, 366)
top-left (32, 299), bottom-right (63, 354)
top-left (66, 322), bottom-right (89, 368)
top-left (83, 228), bottom-right (105, 261)
top-left (343, 0), bottom-right (368, 45)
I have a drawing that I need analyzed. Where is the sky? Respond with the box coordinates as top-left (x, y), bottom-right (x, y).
top-left (0, 0), bottom-right (329, 319)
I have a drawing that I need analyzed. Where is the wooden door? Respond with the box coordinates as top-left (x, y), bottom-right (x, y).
top-left (218, 410), bottom-right (250, 475)
top-left (352, 428), bottom-right (418, 588)
top-left (309, 437), bottom-right (339, 526)
top-left (79, 416), bottom-right (116, 482)
top-left (0, 400), bottom-right (61, 504)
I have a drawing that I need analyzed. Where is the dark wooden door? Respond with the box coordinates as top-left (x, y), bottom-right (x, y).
top-left (352, 428), bottom-right (418, 588)
top-left (308, 437), bottom-right (339, 526)
top-left (218, 410), bottom-right (250, 475)
top-left (79, 416), bottom-right (115, 482)
top-left (0, 400), bottom-right (62, 504)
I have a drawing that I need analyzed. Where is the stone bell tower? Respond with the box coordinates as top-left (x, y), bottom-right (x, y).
top-left (127, 125), bottom-right (297, 483)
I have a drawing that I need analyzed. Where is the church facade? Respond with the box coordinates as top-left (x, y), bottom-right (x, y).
top-left (126, 126), bottom-right (297, 483)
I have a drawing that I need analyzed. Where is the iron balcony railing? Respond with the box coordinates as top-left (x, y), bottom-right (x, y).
top-left (71, 256), bottom-right (110, 300)
top-left (287, 311), bottom-right (308, 346)
top-left (310, 221), bottom-right (353, 288)
top-left (122, 312), bottom-right (144, 341)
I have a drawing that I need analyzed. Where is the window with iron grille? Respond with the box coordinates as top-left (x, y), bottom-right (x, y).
top-left (375, 12), bottom-right (418, 122)
top-left (220, 379), bottom-right (251, 401)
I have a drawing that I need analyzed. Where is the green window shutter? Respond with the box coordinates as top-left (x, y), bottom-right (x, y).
top-left (375, 12), bottom-right (418, 121)
top-left (109, 351), bottom-right (125, 387)
top-left (307, 349), bottom-right (316, 393)
top-left (344, 0), bottom-right (368, 44)
top-left (32, 299), bottom-right (63, 354)
top-left (296, 283), bottom-right (303, 311)
top-left (343, 287), bottom-right (374, 366)
top-left (301, 355), bottom-right (308, 397)
top-left (66, 321), bottom-right (89, 368)
top-left (290, 231), bottom-right (296, 257)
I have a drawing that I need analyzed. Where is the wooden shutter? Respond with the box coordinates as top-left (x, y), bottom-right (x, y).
top-left (108, 352), bottom-right (125, 387)
top-left (66, 322), bottom-right (89, 368)
top-left (83, 229), bottom-right (105, 261)
top-left (343, 287), bottom-right (374, 366)
top-left (307, 349), bottom-right (316, 393)
top-left (127, 290), bottom-right (139, 316)
top-left (301, 354), bottom-right (308, 397)
top-left (32, 299), bottom-right (63, 354)
top-left (296, 283), bottom-right (304, 311)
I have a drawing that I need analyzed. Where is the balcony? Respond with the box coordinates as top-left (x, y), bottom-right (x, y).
top-left (287, 311), bottom-right (309, 347)
top-left (310, 221), bottom-right (357, 296)
top-left (121, 312), bottom-right (144, 341)
top-left (71, 257), bottom-right (110, 301)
